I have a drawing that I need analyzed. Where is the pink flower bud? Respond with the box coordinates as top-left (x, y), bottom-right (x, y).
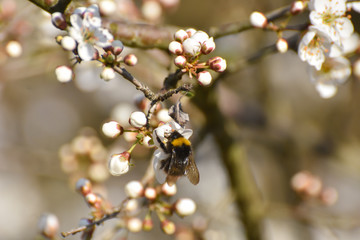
top-left (51, 12), bottom-right (67, 30)
top-left (201, 37), bottom-right (216, 55)
top-left (124, 53), bottom-right (138, 66)
top-left (174, 29), bottom-right (188, 42)
top-left (185, 28), bottom-right (196, 37)
top-left (85, 192), bottom-right (102, 208)
top-left (161, 182), bottom-right (177, 196)
top-left (191, 30), bottom-right (209, 44)
top-left (111, 40), bottom-right (124, 55)
top-left (250, 11), bottom-right (267, 28)
top-left (168, 40), bottom-right (183, 55)
top-left (102, 120), bottom-right (123, 138)
top-left (197, 71), bottom-right (212, 86)
top-left (174, 55), bottom-right (187, 68)
top-left (208, 56), bottom-right (227, 72)
top-left (143, 218), bottom-right (154, 231)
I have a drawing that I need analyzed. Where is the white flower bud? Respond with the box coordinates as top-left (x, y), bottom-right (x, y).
top-left (111, 40), bottom-right (124, 55)
top-left (108, 152), bottom-right (130, 176)
top-left (51, 12), bottom-right (67, 30)
top-left (100, 67), bottom-right (116, 81)
top-left (174, 198), bottom-right (196, 217)
top-left (61, 36), bottom-right (76, 51)
top-left (157, 109), bottom-right (172, 122)
top-left (182, 38), bottom-right (201, 56)
top-left (55, 65), bottom-right (73, 83)
top-left (124, 54), bottom-right (138, 66)
top-left (161, 182), bottom-right (177, 196)
top-left (291, 1), bottom-right (305, 15)
top-left (197, 71), bottom-right (212, 86)
top-left (142, 0), bottom-right (162, 21)
top-left (191, 30), bottom-right (209, 44)
top-left (353, 59), bottom-right (360, 78)
top-left (174, 55), bottom-right (187, 68)
top-left (208, 56), bottom-right (227, 72)
top-left (38, 213), bottom-right (59, 238)
top-left (75, 178), bottom-right (92, 195)
top-left (102, 120), bottom-right (123, 138)
top-left (168, 41), bottom-right (183, 55)
top-left (315, 83), bottom-right (337, 99)
top-left (144, 187), bottom-right (157, 200)
top-left (174, 29), bottom-right (188, 42)
top-left (276, 38), bottom-right (288, 53)
top-left (129, 111), bottom-right (147, 128)
top-left (127, 218), bottom-right (143, 232)
top-left (250, 11), bottom-right (267, 28)
top-left (185, 28), bottom-right (197, 37)
top-left (125, 199), bottom-right (139, 212)
top-left (201, 37), bottom-right (216, 55)
top-left (6, 40), bottom-right (22, 58)
top-left (99, 0), bottom-right (117, 16)
top-left (125, 181), bottom-right (144, 198)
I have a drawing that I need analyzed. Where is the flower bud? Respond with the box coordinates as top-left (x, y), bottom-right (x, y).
top-left (51, 12), bottom-right (67, 30)
top-left (168, 41), bottom-right (183, 55)
top-left (315, 83), bottom-right (337, 99)
top-left (186, 28), bottom-right (197, 37)
top-left (100, 67), bottom-right (115, 81)
top-left (125, 199), bottom-right (139, 212)
top-left (125, 180), bottom-right (144, 198)
top-left (161, 182), bottom-right (177, 196)
top-left (75, 178), bottom-right (92, 196)
top-left (156, 109), bottom-right (172, 122)
top-left (197, 71), bottom-right (212, 86)
top-left (250, 11), bottom-right (267, 28)
top-left (161, 219), bottom-right (176, 235)
top-left (99, 0), bottom-right (117, 16)
top-left (102, 120), bottom-right (123, 138)
top-left (320, 187), bottom-right (338, 206)
top-left (38, 213), bottom-right (59, 238)
top-left (174, 29), bottom-right (188, 42)
top-left (182, 38), bottom-right (201, 56)
top-left (174, 55), bottom-right (187, 68)
top-left (276, 38), bottom-right (288, 53)
top-left (85, 192), bottom-right (101, 208)
top-left (191, 30), bottom-right (209, 44)
top-left (111, 40), bottom-right (124, 55)
top-left (174, 198), bottom-right (196, 217)
top-left (129, 111), bottom-right (147, 128)
top-left (108, 152), bottom-right (130, 176)
top-left (127, 217), bottom-right (143, 232)
top-left (144, 187), bottom-right (157, 200)
top-left (208, 56), bottom-right (227, 72)
top-left (124, 53), bottom-right (138, 66)
top-left (55, 65), bottom-right (73, 83)
top-left (353, 59), bottom-right (360, 78)
top-left (290, 1), bottom-right (305, 15)
top-left (142, 217), bottom-right (154, 231)
top-left (201, 37), bottom-right (216, 55)
top-left (142, 0), bottom-right (162, 21)
top-left (5, 40), bottom-right (22, 58)
top-left (61, 36), bottom-right (76, 51)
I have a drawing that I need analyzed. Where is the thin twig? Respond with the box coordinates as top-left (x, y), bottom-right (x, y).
top-left (61, 198), bottom-right (130, 238)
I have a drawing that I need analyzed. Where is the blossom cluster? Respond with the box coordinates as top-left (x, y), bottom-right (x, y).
top-left (298, 0), bottom-right (359, 98)
top-left (168, 28), bottom-right (227, 86)
top-left (52, 4), bottom-right (139, 83)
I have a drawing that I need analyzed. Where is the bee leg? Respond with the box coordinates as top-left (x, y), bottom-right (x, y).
top-left (160, 156), bottom-right (171, 173)
top-left (155, 131), bottom-right (169, 154)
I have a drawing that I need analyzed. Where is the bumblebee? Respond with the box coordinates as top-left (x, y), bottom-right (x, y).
top-left (155, 130), bottom-right (199, 185)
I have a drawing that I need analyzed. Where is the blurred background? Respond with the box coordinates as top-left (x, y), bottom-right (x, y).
top-left (1, 0), bottom-right (360, 239)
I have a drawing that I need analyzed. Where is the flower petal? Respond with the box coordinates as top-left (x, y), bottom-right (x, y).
top-left (78, 42), bottom-right (97, 61)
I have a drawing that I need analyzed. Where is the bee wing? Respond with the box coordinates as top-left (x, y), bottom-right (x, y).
top-left (185, 154), bottom-right (200, 185)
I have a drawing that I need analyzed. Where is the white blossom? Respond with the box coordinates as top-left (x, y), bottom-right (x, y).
top-left (298, 26), bottom-right (333, 70)
top-left (249, 11), bottom-right (267, 28)
top-left (309, 0), bottom-right (353, 46)
top-left (174, 198), bottom-right (197, 216)
top-left (55, 65), bottom-right (73, 83)
top-left (68, 4), bottom-right (114, 61)
top-left (129, 111), bottom-right (147, 128)
top-left (108, 152), bottom-right (130, 176)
